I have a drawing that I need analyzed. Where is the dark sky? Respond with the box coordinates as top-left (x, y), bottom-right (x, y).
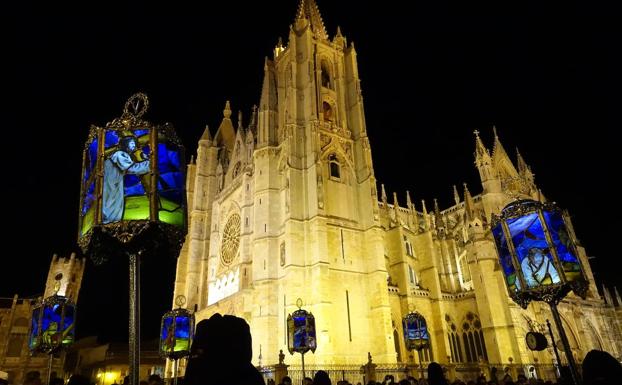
top-left (4, 1), bottom-right (619, 342)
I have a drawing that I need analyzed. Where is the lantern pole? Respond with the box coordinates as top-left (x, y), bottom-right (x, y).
top-left (549, 303), bottom-right (580, 385)
top-left (129, 251), bottom-right (141, 385)
top-left (301, 351), bottom-right (306, 382)
top-left (172, 358), bottom-right (179, 385)
top-left (46, 352), bottom-right (54, 385)
top-left (545, 319), bottom-right (562, 379)
top-left (417, 349), bottom-right (424, 379)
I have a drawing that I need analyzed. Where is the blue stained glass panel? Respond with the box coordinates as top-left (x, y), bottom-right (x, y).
top-left (492, 223), bottom-right (518, 291)
top-left (29, 307), bottom-right (41, 350)
top-left (506, 214), bottom-right (561, 289)
top-left (40, 302), bottom-right (75, 348)
top-left (156, 143), bottom-right (184, 226)
top-left (543, 210), bottom-right (582, 282)
top-left (293, 315), bottom-right (307, 349)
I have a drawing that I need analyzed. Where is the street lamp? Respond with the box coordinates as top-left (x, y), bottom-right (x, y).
top-left (491, 199), bottom-right (588, 385)
top-left (78, 93), bottom-right (187, 385)
top-left (287, 298), bottom-right (317, 380)
top-left (402, 311), bottom-right (429, 379)
top-left (29, 275), bottom-right (76, 385)
top-left (160, 296), bottom-right (194, 385)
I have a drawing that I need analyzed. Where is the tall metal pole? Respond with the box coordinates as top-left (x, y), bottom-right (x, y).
top-left (129, 252), bottom-right (141, 385)
top-left (172, 359), bottom-right (179, 385)
top-left (417, 349), bottom-right (424, 379)
top-left (301, 352), bottom-right (306, 383)
top-left (549, 303), bottom-right (580, 385)
top-left (46, 353), bottom-right (53, 385)
top-left (545, 319), bottom-right (562, 379)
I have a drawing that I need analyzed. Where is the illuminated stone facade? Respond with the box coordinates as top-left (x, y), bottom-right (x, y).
top-left (0, 253), bottom-right (84, 384)
top-left (173, 0), bottom-right (622, 371)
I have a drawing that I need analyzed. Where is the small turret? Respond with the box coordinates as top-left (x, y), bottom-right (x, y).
top-left (453, 185), bottom-right (461, 206)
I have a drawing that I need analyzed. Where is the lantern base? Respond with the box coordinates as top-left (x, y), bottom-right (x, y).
top-left (78, 221), bottom-right (185, 264)
top-left (509, 279), bottom-right (588, 309)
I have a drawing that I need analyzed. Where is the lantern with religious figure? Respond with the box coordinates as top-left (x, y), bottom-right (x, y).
top-left (491, 199), bottom-right (588, 385)
top-left (78, 92), bottom-right (187, 263)
top-left (29, 275), bottom-right (76, 385)
top-left (77, 93), bottom-right (187, 385)
top-left (402, 311), bottom-right (429, 378)
top-left (287, 298), bottom-right (316, 379)
top-left (160, 296), bottom-right (194, 385)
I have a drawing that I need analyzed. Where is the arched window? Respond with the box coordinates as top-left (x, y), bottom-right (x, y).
top-left (393, 329), bottom-right (402, 363)
top-left (404, 235), bottom-right (414, 257)
top-left (232, 162), bottom-right (241, 179)
top-left (323, 101), bottom-right (334, 122)
top-left (460, 312), bottom-right (488, 362)
top-left (321, 60), bottom-right (333, 89)
top-left (328, 154), bottom-right (340, 179)
top-left (408, 265), bottom-right (416, 285)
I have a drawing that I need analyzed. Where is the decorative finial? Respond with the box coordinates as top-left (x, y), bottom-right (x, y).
top-left (175, 295), bottom-right (186, 308)
top-left (224, 100), bottom-right (232, 119)
top-left (123, 92), bottom-right (149, 118)
top-left (473, 129), bottom-right (480, 138)
top-left (296, 298), bottom-right (303, 309)
top-left (238, 110), bottom-right (243, 129)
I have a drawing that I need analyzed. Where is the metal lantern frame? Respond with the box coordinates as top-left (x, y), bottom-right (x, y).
top-left (77, 93), bottom-right (188, 264)
top-left (160, 296), bottom-right (194, 385)
top-left (402, 311), bottom-right (429, 379)
top-left (77, 93), bottom-right (188, 385)
top-left (491, 200), bottom-right (588, 308)
top-left (286, 299), bottom-right (316, 380)
top-left (491, 199), bottom-right (589, 385)
top-left (29, 279), bottom-right (76, 385)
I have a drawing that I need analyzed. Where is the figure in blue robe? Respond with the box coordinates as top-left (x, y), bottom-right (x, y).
top-left (103, 136), bottom-right (150, 224)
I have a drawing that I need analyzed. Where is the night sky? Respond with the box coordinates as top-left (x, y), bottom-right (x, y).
top-left (4, 1), bottom-right (619, 342)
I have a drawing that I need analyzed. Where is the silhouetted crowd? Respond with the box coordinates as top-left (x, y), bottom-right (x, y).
top-left (12, 314), bottom-right (620, 385)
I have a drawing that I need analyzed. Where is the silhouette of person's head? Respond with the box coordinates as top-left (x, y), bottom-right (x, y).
top-left (582, 349), bottom-right (622, 385)
top-left (313, 370), bottom-right (332, 385)
top-left (427, 362), bottom-right (448, 385)
top-left (184, 313), bottom-right (264, 385)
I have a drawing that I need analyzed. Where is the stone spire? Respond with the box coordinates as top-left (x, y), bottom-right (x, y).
top-left (214, 101), bottom-right (236, 150)
top-left (421, 199), bottom-right (430, 231)
top-left (295, 0), bottom-right (329, 41)
top-left (614, 287), bottom-right (622, 307)
top-left (406, 190), bottom-right (414, 212)
top-left (258, 58), bottom-right (278, 146)
top-left (237, 110), bottom-right (244, 131)
top-left (603, 284), bottom-right (613, 305)
top-left (463, 183), bottom-right (476, 223)
top-left (393, 192), bottom-right (401, 224)
top-left (433, 198), bottom-right (445, 230)
top-left (491, 126), bottom-right (511, 165)
top-left (453, 185), bottom-right (461, 206)
top-left (474, 129), bottom-right (491, 164)
top-left (200, 125), bottom-right (212, 144)
top-left (381, 184), bottom-right (388, 206)
top-left (516, 148), bottom-right (535, 182)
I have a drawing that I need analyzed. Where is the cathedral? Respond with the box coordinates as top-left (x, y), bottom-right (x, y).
top-left (172, 0), bottom-right (622, 375)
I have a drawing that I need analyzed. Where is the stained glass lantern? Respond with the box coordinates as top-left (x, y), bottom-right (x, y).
top-left (77, 93), bottom-right (187, 264)
top-left (287, 302), bottom-right (317, 354)
top-left (402, 312), bottom-right (429, 351)
top-left (491, 199), bottom-right (588, 308)
top-left (160, 296), bottom-right (194, 359)
top-left (29, 293), bottom-right (76, 354)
